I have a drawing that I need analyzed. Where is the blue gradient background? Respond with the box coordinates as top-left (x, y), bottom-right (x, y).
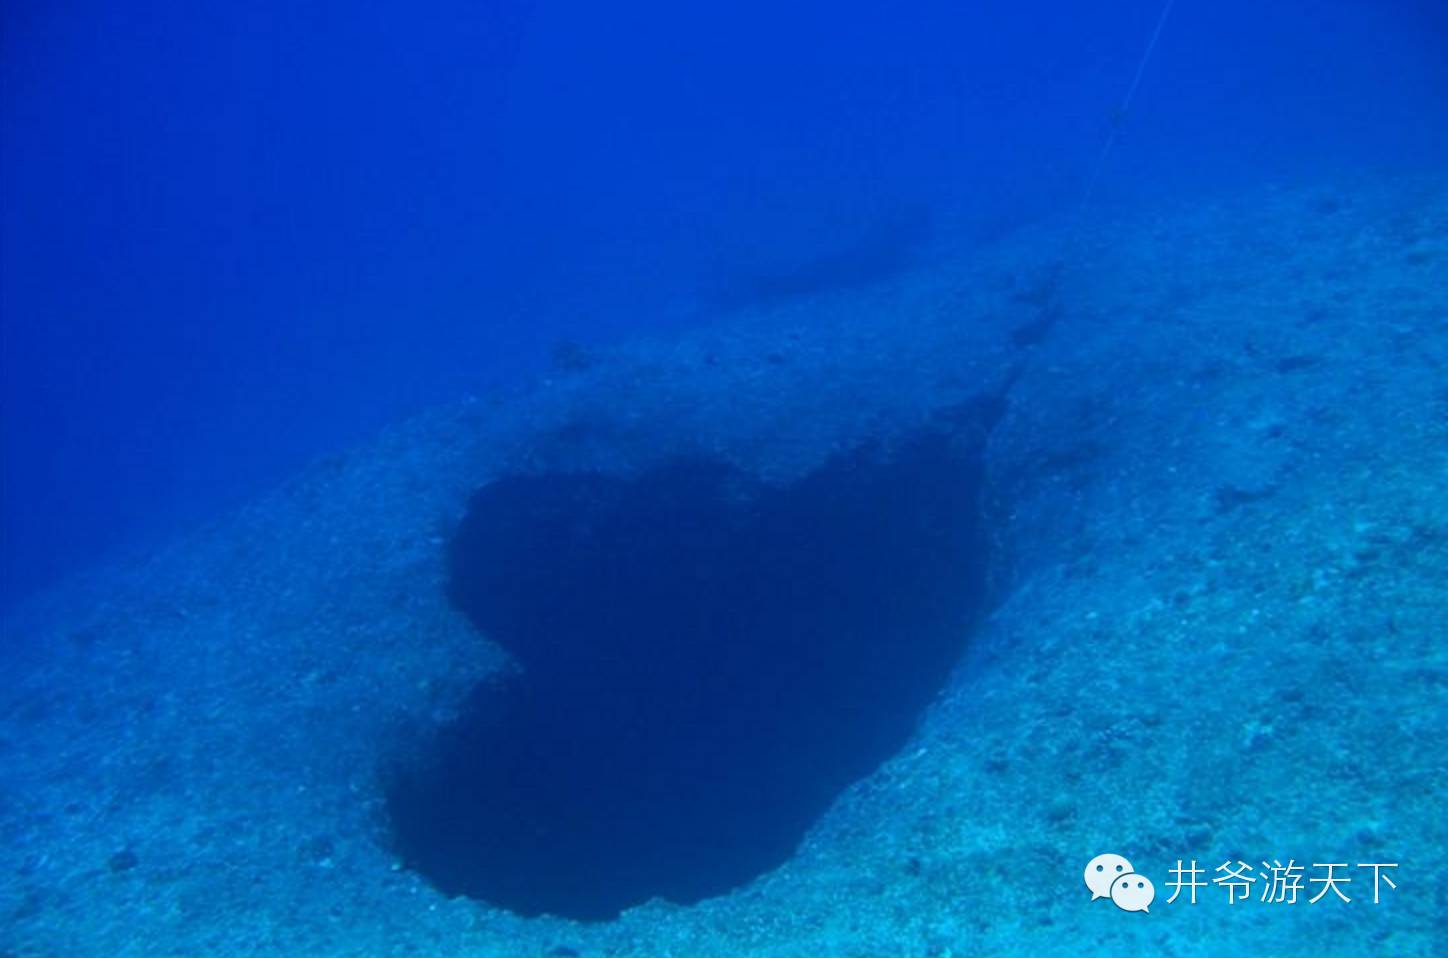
top-left (3, 0), bottom-right (1445, 606)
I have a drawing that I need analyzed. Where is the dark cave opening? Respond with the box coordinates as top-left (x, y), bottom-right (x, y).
top-left (385, 426), bottom-right (995, 921)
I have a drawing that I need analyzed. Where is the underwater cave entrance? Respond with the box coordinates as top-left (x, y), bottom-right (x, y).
top-left (385, 424), bottom-right (996, 921)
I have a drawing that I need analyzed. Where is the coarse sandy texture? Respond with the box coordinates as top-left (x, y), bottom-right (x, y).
top-left (2, 171), bottom-right (1444, 957)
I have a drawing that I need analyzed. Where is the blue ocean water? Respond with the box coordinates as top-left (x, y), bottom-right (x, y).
top-left (2, 2), bottom-right (1447, 955)
top-left (5, 0), bottom-right (1443, 608)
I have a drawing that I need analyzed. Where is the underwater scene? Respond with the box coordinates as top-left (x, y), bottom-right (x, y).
top-left (2, 1), bottom-right (1446, 955)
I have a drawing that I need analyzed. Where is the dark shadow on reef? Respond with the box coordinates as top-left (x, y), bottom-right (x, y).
top-left (704, 204), bottom-right (934, 312)
top-left (385, 420), bottom-right (995, 920)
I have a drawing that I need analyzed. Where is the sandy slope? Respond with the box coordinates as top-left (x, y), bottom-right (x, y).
top-left (2, 171), bottom-right (1444, 957)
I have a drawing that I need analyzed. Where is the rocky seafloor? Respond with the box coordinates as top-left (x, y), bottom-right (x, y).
top-left (2, 171), bottom-right (1445, 957)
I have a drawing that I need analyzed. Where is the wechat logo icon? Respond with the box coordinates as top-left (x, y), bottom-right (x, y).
top-left (1085, 853), bottom-right (1155, 914)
